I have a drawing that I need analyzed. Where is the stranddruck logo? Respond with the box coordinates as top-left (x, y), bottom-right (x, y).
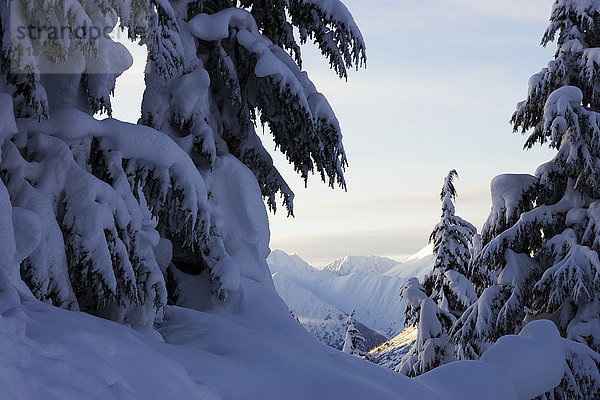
top-left (8, 1), bottom-right (146, 75)
top-left (15, 23), bottom-right (114, 42)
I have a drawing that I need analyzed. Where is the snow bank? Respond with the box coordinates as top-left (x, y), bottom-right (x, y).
top-left (480, 320), bottom-right (565, 400)
top-left (0, 278), bottom-right (442, 400)
top-left (416, 360), bottom-right (518, 400)
top-left (0, 273), bottom-right (568, 400)
top-left (418, 320), bottom-right (565, 400)
top-left (0, 296), bottom-right (218, 400)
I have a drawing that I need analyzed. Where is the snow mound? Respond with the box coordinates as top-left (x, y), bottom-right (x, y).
top-left (0, 280), bottom-right (567, 400)
top-left (415, 360), bottom-right (518, 400)
top-left (0, 295), bottom-right (218, 400)
top-left (322, 255), bottom-right (399, 276)
top-left (0, 279), bottom-right (442, 400)
top-left (480, 320), bottom-right (566, 400)
top-left (416, 320), bottom-right (565, 400)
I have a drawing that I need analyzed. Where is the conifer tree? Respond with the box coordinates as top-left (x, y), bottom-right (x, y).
top-left (342, 309), bottom-right (366, 357)
top-left (396, 171), bottom-right (475, 376)
top-left (139, 0), bottom-right (366, 217)
top-left (290, 309), bottom-right (300, 323)
top-left (423, 170), bottom-right (477, 317)
top-left (136, 0), bottom-right (366, 303)
top-left (396, 278), bottom-right (455, 377)
top-left (451, 1), bottom-right (600, 397)
top-left (0, 0), bottom-right (365, 328)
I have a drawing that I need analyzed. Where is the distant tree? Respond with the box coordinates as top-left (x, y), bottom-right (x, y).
top-left (342, 309), bottom-right (366, 357)
top-left (290, 310), bottom-right (300, 323)
top-left (396, 278), bottom-right (455, 377)
top-left (423, 170), bottom-right (477, 317)
top-left (451, 1), bottom-right (600, 397)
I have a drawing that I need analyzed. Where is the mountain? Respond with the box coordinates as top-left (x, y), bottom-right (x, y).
top-left (272, 271), bottom-right (387, 350)
top-left (267, 248), bottom-right (435, 341)
top-left (322, 255), bottom-right (399, 276)
top-left (369, 325), bottom-right (418, 370)
top-left (384, 244), bottom-right (434, 278)
top-left (268, 249), bottom-right (319, 274)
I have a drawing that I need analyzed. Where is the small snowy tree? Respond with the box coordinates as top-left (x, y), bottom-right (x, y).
top-left (451, 1), bottom-right (600, 397)
top-left (290, 309), bottom-right (300, 323)
top-left (396, 278), bottom-right (455, 377)
top-left (423, 170), bottom-right (477, 317)
top-left (342, 309), bottom-right (366, 357)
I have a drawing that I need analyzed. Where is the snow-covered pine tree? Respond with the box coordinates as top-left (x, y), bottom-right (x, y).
top-left (342, 309), bottom-right (367, 357)
top-left (136, 0), bottom-right (366, 304)
top-left (396, 172), bottom-right (474, 376)
top-left (0, 0), bottom-right (193, 328)
top-left (0, 0), bottom-right (365, 328)
top-left (139, 0), bottom-right (366, 217)
top-left (451, 1), bottom-right (600, 397)
top-left (396, 277), bottom-right (455, 377)
top-left (423, 170), bottom-right (477, 317)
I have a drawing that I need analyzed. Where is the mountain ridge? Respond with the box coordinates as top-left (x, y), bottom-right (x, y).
top-left (322, 255), bottom-right (399, 276)
top-left (267, 247), bottom-right (434, 345)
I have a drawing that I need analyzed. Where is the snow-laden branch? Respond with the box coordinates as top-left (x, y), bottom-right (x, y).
top-left (0, 108), bottom-right (241, 326)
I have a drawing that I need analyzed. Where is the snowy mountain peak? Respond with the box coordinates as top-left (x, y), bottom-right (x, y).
top-left (322, 255), bottom-right (399, 276)
top-left (267, 249), bottom-right (433, 339)
top-left (268, 249), bottom-right (318, 273)
top-left (404, 244), bottom-right (434, 262)
top-left (384, 246), bottom-right (435, 279)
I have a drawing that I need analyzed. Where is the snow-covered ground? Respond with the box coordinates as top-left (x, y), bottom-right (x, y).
top-left (0, 280), bottom-right (566, 400)
top-left (0, 189), bottom-right (566, 400)
top-left (0, 278), bottom-right (425, 400)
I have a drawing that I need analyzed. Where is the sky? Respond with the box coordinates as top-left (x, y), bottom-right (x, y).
top-left (112, 0), bottom-right (557, 268)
